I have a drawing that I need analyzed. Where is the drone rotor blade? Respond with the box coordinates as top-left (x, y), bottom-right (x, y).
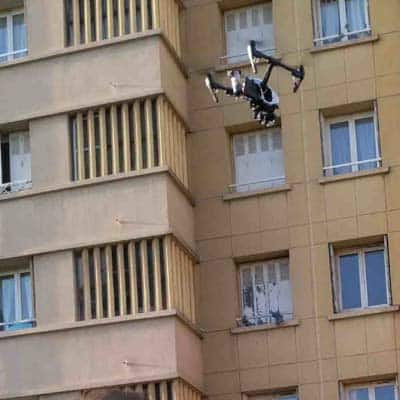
top-left (205, 74), bottom-right (219, 103)
top-left (247, 41), bottom-right (257, 74)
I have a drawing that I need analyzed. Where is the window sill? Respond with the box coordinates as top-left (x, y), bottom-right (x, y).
top-left (231, 319), bottom-right (299, 335)
top-left (310, 34), bottom-right (379, 54)
top-left (328, 305), bottom-right (400, 321)
top-left (223, 183), bottom-right (291, 201)
top-left (318, 166), bottom-right (390, 185)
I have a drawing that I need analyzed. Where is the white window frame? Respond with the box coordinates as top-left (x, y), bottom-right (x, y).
top-left (333, 242), bottom-right (391, 313)
top-left (344, 381), bottom-right (398, 400)
top-left (0, 8), bottom-right (28, 62)
top-left (222, 2), bottom-right (275, 64)
top-left (0, 131), bottom-right (32, 194)
top-left (230, 128), bottom-right (285, 193)
top-left (322, 110), bottom-right (381, 176)
top-left (313, 0), bottom-right (371, 45)
top-left (0, 268), bottom-right (35, 331)
top-left (239, 257), bottom-right (293, 326)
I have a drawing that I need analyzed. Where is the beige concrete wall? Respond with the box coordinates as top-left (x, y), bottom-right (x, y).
top-left (187, 1), bottom-right (400, 400)
top-left (34, 251), bottom-right (76, 325)
top-left (0, 316), bottom-right (201, 399)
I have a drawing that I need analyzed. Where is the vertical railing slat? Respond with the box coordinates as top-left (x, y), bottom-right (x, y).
top-left (181, 124), bottom-right (188, 187)
top-left (88, 110), bottom-right (96, 178)
top-left (84, 0), bottom-right (92, 43)
top-left (160, 382), bottom-right (168, 400)
top-left (76, 113), bottom-right (85, 180)
top-left (73, 0), bottom-right (80, 45)
top-left (129, 0), bottom-right (137, 33)
top-left (145, 98), bottom-right (155, 168)
top-left (105, 245), bottom-right (115, 317)
top-left (111, 105), bottom-right (120, 174)
top-left (95, 0), bottom-right (103, 40)
top-left (118, 0), bottom-right (125, 35)
top-left (82, 249), bottom-right (92, 320)
top-left (99, 107), bottom-right (108, 176)
top-left (163, 235), bottom-right (174, 309)
top-left (128, 241), bottom-right (138, 315)
top-left (152, 238), bottom-right (163, 311)
top-left (156, 96), bottom-right (166, 166)
top-left (141, 0), bottom-right (148, 31)
top-left (188, 257), bottom-right (196, 323)
top-left (122, 103), bottom-right (131, 172)
top-left (148, 383), bottom-right (156, 400)
top-left (134, 101), bottom-right (143, 170)
top-left (93, 247), bottom-right (103, 319)
top-left (106, 0), bottom-right (114, 38)
top-left (140, 240), bottom-right (150, 312)
top-left (152, 0), bottom-right (160, 29)
top-left (117, 243), bottom-right (127, 315)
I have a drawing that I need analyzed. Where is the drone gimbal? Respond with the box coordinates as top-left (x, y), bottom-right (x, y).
top-left (205, 40), bottom-right (305, 126)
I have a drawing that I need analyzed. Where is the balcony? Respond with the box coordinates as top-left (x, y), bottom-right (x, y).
top-left (0, 313), bottom-right (202, 398)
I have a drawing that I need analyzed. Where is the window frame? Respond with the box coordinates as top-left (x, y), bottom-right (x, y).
top-left (230, 128), bottom-right (286, 193)
top-left (239, 257), bottom-right (293, 326)
top-left (322, 110), bottom-right (381, 176)
top-left (0, 8), bottom-right (28, 62)
top-left (0, 265), bottom-right (35, 331)
top-left (333, 242), bottom-right (391, 313)
top-left (312, 0), bottom-right (371, 46)
top-left (344, 381), bottom-right (398, 400)
top-left (222, 2), bottom-right (275, 64)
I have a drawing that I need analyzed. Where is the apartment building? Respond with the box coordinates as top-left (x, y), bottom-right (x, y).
top-left (0, 0), bottom-right (399, 399)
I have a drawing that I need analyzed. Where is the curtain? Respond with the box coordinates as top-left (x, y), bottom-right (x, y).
top-left (345, 0), bottom-right (366, 33)
top-left (355, 117), bottom-right (377, 170)
top-left (320, 0), bottom-right (340, 41)
top-left (12, 14), bottom-right (27, 58)
top-left (0, 17), bottom-right (7, 62)
top-left (330, 121), bottom-right (352, 175)
top-left (0, 277), bottom-right (15, 327)
top-left (20, 273), bottom-right (33, 321)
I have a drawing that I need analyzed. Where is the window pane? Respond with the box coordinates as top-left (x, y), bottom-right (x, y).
top-left (0, 276), bottom-right (15, 326)
top-left (330, 121), bottom-right (352, 175)
top-left (339, 253), bottom-right (361, 309)
top-left (320, 0), bottom-right (340, 41)
top-left (20, 273), bottom-right (33, 320)
top-left (12, 14), bottom-right (27, 59)
top-left (0, 17), bottom-right (7, 62)
top-left (241, 268), bottom-right (254, 320)
top-left (355, 117), bottom-right (377, 171)
top-left (345, 0), bottom-right (367, 33)
top-left (375, 385), bottom-right (395, 400)
top-left (365, 250), bottom-right (388, 306)
top-left (349, 388), bottom-right (369, 400)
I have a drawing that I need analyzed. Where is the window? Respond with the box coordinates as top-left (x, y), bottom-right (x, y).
top-left (0, 270), bottom-right (34, 331)
top-left (240, 258), bottom-right (293, 326)
top-left (246, 391), bottom-right (298, 400)
top-left (322, 111), bottom-right (380, 176)
top-left (313, 0), bottom-right (371, 46)
top-left (0, 9), bottom-right (27, 62)
top-left (332, 242), bottom-right (391, 312)
top-left (224, 2), bottom-right (274, 63)
top-left (231, 129), bottom-right (285, 192)
top-left (345, 382), bottom-right (397, 400)
top-left (0, 131), bottom-right (32, 194)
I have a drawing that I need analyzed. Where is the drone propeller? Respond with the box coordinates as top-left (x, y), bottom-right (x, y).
top-left (247, 40), bottom-right (258, 74)
top-left (205, 73), bottom-right (219, 103)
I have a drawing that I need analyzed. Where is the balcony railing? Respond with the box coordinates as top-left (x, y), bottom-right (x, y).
top-left (64, 0), bottom-right (182, 56)
top-left (75, 235), bottom-right (196, 324)
top-left (0, 180), bottom-right (32, 195)
top-left (70, 95), bottom-right (188, 188)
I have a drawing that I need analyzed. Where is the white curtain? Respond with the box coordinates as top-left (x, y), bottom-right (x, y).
top-left (20, 274), bottom-right (33, 321)
top-left (330, 121), bottom-right (352, 175)
top-left (320, 0), bottom-right (340, 39)
top-left (12, 14), bottom-right (27, 58)
top-left (355, 117), bottom-right (377, 170)
top-left (0, 277), bottom-right (15, 327)
top-left (345, 0), bottom-right (366, 32)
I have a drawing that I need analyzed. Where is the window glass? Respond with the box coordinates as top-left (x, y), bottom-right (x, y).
top-left (330, 121), bottom-right (351, 175)
top-left (0, 17), bottom-right (7, 62)
top-left (355, 117), bottom-right (376, 170)
top-left (339, 253), bottom-right (361, 309)
top-left (345, 0), bottom-right (367, 33)
top-left (320, 0), bottom-right (340, 40)
top-left (349, 388), bottom-right (369, 400)
top-left (12, 14), bottom-right (27, 58)
top-left (0, 276), bottom-right (15, 326)
top-left (375, 386), bottom-right (396, 400)
top-left (365, 250), bottom-right (387, 306)
top-left (20, 273), bottom-right (33, 320)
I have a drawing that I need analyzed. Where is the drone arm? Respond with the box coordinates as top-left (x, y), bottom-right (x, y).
top-left (205, 73), bottom-right (234, 103)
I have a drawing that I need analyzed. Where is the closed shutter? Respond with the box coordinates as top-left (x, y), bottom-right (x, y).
top-left (225, 3), bottom-right (274, 63)
top-left (233, 130), bottom-right (285, 192)
top-left (9, 131), bottom-right (31, 188)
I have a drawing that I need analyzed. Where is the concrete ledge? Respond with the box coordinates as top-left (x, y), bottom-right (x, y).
top-left (223, 184), bottom-right (291, 201)
top-left (328, 305), bottom-right (400, 321)
top-left (230, 319), bottom-right (299, 334)
top-left (318, 166), bottom-right (390, 185)
top-left (310, 34), bottom-right (379, 54)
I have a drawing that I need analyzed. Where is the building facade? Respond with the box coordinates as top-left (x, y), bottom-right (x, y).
top-left (0, 0), bottom-right (400, 400)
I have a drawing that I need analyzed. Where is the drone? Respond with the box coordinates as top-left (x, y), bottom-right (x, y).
top-left (205, 40), bottom-right (305, 127)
